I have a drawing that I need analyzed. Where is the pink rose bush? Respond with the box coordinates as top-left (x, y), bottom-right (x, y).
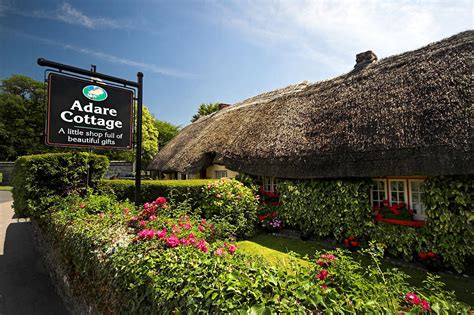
top-left (128, 197), bottom-right (237, 257)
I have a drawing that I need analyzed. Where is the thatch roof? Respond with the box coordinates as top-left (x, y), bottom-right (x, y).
top-left (149, 31), bottom-right (473, 178)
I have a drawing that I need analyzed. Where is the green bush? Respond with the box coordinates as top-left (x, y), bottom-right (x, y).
top-left (422, 176), bottom-right (473, 272)
top-left (37, 195), bottom-right (469, 313)
top-left (12, 152), bottom-right (108, 217)
top-left (277, 179), bottom-right (374, 240)
top-left (370, 223), bottom-right (420, 261)
top-left (200, 178), bottom-right (259, 238)
top-left (97, 179), bottom-right (213, 206)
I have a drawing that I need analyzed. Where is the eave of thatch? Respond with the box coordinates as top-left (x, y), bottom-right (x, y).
top-left (149, 31), bottom-right (474, 178)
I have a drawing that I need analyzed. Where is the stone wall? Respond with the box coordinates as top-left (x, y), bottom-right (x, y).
top-left (105, 161), bottom-right (134, 179)
top-left (32, 220), bottom-right (96, 315)
top-left (0, 162), bottom-right (14, 185)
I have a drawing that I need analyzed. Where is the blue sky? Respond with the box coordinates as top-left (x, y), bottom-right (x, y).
top-left (0, 0), bottom-right (472, 126)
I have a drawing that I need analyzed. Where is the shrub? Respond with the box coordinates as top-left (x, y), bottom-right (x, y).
top-left (369, 222), bottom-right (420, 261)
top-left (97, 179), bottom-right (213, 206)
top-left (40, 195), bottom-right (325, 313)
top-left (422, 176), bottom-right (473, 272)
top-left (277, 179), bottom-right (374, 240)
top-left (200, 178), bottom-right (259, 238)
top-left (311, 246), bottom-right (468, 313)
top-left (36, 194), bottom-right (469, 313)
top-left (12, 152), bottom-right (108, 217)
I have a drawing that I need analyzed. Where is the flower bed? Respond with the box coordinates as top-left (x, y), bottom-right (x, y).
top-left (35, 193), bottom-right (469, 313)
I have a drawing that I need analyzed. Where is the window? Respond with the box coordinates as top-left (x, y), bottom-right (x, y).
top-left (186, 173), bottom-right (198, 179)
top-left (262, 177), bottom-right (278, 192)
top-left (215, 170), bottom-right (228, 179)
top-left (371, 178), bottom-right (427, 221)
top-left (409, 180), bottom-right (426, 220)
top-left (389, 179), bottom-right (407, 204)
top-left (371, 179), bottom-right (386, 208)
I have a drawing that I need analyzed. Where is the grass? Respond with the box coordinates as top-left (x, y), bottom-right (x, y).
top-left (0, 186), bottom-right (12, 191)
top-left (238, 234), bottom-right (474, 305)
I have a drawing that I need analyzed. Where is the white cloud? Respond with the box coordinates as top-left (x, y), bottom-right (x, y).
top-left (213, 0), bottom-right (472, 72)
top-left (53, 3), bottom-right (121, 29)
top-left (10, 2), bottom-right (134, 30)
top-left (5, 29), bottom-right (191, 78)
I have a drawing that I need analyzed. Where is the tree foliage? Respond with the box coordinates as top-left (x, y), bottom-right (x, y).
top-left (191, 102), bottom-right (219, 122)
top-left (0, 75), bottom-right (48, 160)
top-left (154, 119), bottom-right (180, 149)
top-left (96, 104), bottom-right (159, 165)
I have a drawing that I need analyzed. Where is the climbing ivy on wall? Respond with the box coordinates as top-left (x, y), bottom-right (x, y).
top-left (277, 176), bottom-right (473, 272)
top-left (421, 176), bottom-right (473, 272)
top-left (277, 179), bottom-right (374, 241)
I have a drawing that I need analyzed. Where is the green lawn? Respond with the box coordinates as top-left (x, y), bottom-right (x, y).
top-left (238, 234), bottom-right (474, 305)
top-left (0, 186), bottom-right (12, 191)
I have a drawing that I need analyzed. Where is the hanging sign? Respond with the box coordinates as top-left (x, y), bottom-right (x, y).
top-left (46, 73), bottom-right (133, 149)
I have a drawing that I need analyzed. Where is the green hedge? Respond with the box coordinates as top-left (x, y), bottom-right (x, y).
top-left (97, 179), bottom-right (215, 206)
top-left (277, 176), bottom-right (473, 272)
top-left (278, 179), bottom-right (374, 241)
top-left (12, 152), bottom-right (108, 217)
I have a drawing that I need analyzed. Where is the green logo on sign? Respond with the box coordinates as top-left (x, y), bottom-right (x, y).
top-left (82, 85), bottom-right (108, 101)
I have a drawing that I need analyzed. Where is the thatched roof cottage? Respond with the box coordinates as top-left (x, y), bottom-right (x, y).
top-left (149, 31), bottom-right (473, 220)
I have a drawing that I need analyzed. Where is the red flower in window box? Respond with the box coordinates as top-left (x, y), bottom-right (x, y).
top-left (379, 201), bottom-right (413, 221)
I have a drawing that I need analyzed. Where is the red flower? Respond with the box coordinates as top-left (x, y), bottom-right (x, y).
top-left (79, 203), bottom-right (86, 208)
top-left (350, 241), bottom-right (359, 247)
top-left (317, 270), bottom-right (329, 281)
top-left (418, 252), bottom-right (428, 260)
top-left (382, 200), bottom-right (390, 206)
top-left (422, 300), bottom-right (430, 310)
top-left (405, 293), bottom-right (422, 305)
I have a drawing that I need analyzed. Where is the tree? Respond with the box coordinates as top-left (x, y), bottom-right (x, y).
top-left (191, 102), bottom-right (219, 122)
top-left (95, 104), bottom-right (159, 166)
top-left (154, 119), bottom-right (180, 149)
top-left (0, 75), bottom-right (48, 160)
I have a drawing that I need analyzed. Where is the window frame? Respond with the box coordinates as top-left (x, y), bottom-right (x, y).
top-left (262, 177), bottom-right (278, 192)
top-left (409, 179), bottom-right (427, 220)
top-left (370, 179), bottom-right (387, 208)
top-left (371, 177), bottom-right (427, 221)
top-left (215, 170), bottom-right (228, 179)
top-left (388, 179), bottom-right (408, 205)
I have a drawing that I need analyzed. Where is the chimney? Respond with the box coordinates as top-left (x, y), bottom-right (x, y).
top-left (354, 50), bottom-right (377, 70)
top-left (218, 103), bottom-right (231, 111)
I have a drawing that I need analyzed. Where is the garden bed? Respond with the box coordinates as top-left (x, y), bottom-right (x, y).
top-left (32, 192), bottom-right (470, 313)
top-left (240, 233), bottom-right (474, 306)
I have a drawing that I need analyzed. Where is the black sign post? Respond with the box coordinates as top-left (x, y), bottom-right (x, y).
top-left (38, 58), bottom-right (144, 206)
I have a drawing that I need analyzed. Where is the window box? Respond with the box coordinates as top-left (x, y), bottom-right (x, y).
top-left (376, 217), bottom-right (426, 228)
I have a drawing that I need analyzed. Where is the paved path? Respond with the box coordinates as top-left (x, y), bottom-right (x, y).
top-left (0, 191), bottom-right (67, 315)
